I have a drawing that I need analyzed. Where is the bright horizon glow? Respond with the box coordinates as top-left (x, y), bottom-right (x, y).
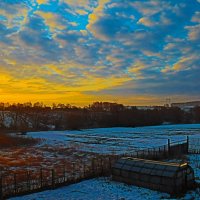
top-left (0, 0), bottom-right (200, 106)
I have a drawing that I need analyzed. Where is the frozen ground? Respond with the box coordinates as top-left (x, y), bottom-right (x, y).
top-left (10, 177), bottom-right (200, 200)
top-left (7, 124), bottom-right (200, 199)
top-left (188, 154), bottom-right (200, 183)
top-left (27, 124), bottom-right (200, 154)
top-left (10, 177), bottom-right (170, 200)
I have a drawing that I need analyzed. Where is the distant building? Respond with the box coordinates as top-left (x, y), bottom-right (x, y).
top-left (171, 101), bottom-right (200, 111)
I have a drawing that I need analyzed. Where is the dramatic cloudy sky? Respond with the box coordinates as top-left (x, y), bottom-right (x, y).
top-left (0, 0), bottom-right (200, 105)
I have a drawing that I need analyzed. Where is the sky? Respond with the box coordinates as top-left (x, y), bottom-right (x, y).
top-left (0, 0), bottom-right (200, 106)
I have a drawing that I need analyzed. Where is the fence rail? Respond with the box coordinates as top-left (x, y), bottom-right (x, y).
top-left (0, 156), bottom-right (119, 200)
top-left (123, 144), bottom-right (169, 160)
top-left (1, 136), bottom-right (200, 199)
top-left (122, 137), bottom-right (189, 160)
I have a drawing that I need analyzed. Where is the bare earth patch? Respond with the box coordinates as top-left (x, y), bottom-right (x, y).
top-left (0, 132), bottom-right (102, 176)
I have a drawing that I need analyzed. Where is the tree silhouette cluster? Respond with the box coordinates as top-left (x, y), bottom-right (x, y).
top-left (0, 102), bottom-right (199, 131)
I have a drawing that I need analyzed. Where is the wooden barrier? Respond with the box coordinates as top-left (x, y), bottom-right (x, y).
top-left (0, 156), bottom-right (118, 200)
top-left (122, 138), bottom-right (188, 160)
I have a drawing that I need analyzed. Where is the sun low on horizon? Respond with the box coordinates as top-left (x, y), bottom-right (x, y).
top-left (0, 0), bottom-right (200, 106)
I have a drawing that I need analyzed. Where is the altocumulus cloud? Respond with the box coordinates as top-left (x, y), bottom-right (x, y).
top-left (0, 0), bottom-right (200, 105)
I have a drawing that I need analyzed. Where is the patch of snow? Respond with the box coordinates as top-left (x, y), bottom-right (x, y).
top-left (10, 177), bottom-right (170, 200)
top-left (188, 154), bottom-right (200, 183)
top-left (7, 124), bottom-right (200, 200)
top-left (26, 124), bottom-right (200, 154)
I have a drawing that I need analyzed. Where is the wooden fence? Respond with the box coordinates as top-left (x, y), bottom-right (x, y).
top-left (0, 137), bottom-right (196, 200)
top-left (0, 156), bottom-right (119, 200)
top-left (122, 137), bottom-right (189, 160)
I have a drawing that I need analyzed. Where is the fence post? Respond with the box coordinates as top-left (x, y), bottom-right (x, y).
top-left (0, 176), bottom-right (2, 200)
top-left (64, 166), bottom-right (66, 182)
top-left (153, 147), bottom-right (157, 160)
top-left (163, 145), bottom-right (166, 157)
top-left (107, 157), bottom-right (110, 174)
top-left (40, 168), bottom-right (43, 188)
top-left (168, 139), bottom-right (171, 156)
top-left (187, 136), bottom-right (189, 153)
top-left (100, 157), bottom-right (103, 175)
top-left (95, 158), bottom-right (99, 176)
top-left (27, 171), bottom-right (30, 191)
top-left (108, 157), bottom-right (112, 172)
top-left (52, 169), bottom-right (55, 188)
top-left (83, 163), bottom-right (86, 178)
top-left (72, 163), bottom-right (75, 180)
top-left (14, 173), bottom-right (17, 194)
top-left (92, 158), bottom-right (95, 176)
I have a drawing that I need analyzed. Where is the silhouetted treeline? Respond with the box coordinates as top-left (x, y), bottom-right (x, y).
top-left (0, 102), bottom-right (200, 131)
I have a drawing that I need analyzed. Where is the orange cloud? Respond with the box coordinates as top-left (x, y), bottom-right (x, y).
top-left (36, 11), bottom-right (66, 32)
top-left (37, 0), bottom-right (48, 5)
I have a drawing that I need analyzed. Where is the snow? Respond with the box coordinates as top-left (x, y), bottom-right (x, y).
top-left (10, 177), bottom-right (170, 200)
top-left (27, 124), bottom-right (200, 154)
top-left (10, 177), bottom-right (200, 200)
top-left (188, 154), bottom-right (200, 183)
top-left (8, 124), bottom-right (200, 200)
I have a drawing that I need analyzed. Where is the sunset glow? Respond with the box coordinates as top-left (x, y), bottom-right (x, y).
top-left (0, 0), bottom-right (200, 105)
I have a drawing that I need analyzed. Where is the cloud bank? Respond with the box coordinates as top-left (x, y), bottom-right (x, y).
top-left (0, 0), bottom-right (200, 105)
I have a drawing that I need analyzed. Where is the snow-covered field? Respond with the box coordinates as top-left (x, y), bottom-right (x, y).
top-left (10, 177), bottom-right (170, 200)
top-left (10, 177), bottom-right (200, 200)
top-left (189, 154), bottom-right (200, 183)
top-left (7, 124), bottom-right (200, 199)
top-left (27, 124), bottom-right (200, 154)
